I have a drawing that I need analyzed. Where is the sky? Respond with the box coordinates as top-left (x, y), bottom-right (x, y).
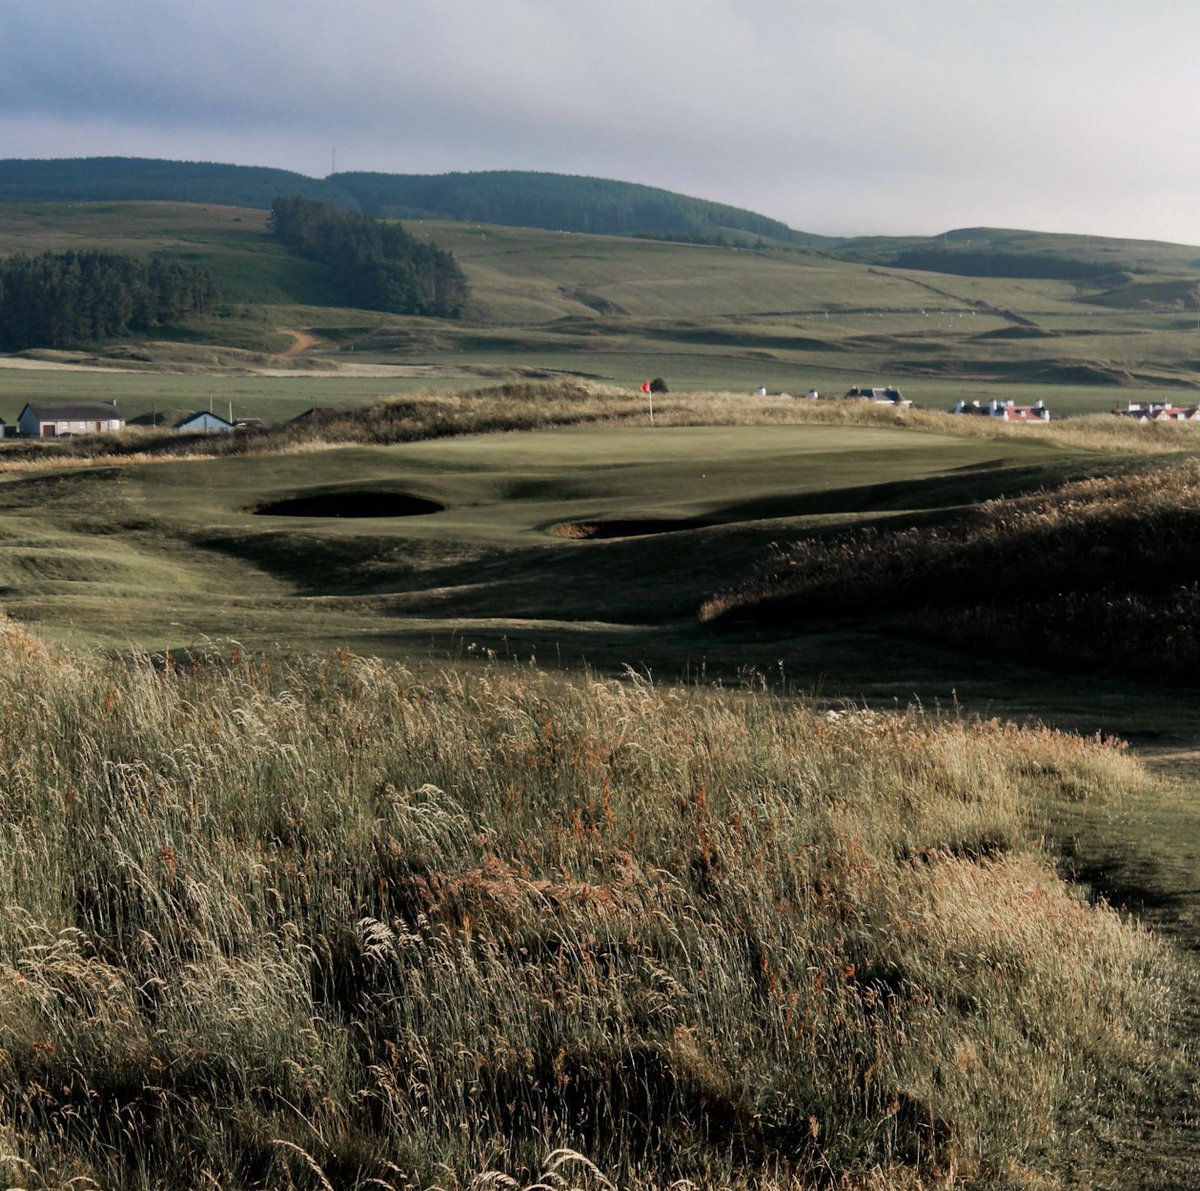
top-left (1, 0), bottom-right (1198, 245)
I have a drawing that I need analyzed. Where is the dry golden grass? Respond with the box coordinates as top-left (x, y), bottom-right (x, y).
top-left (0, 616), bottom-right (1183, 1189)
top-left (1, 381), bottom-right (1194, 477)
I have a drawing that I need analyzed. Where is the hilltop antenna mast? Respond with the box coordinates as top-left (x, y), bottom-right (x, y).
top-left (331, 146), bottom-right (337, 175)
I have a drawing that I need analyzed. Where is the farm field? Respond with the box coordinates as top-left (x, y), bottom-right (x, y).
top-left (5, 201), bottom-right (1200, 414)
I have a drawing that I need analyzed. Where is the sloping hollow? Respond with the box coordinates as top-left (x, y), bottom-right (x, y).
top-left (554, 518), bottom-right (714, 540)
top-left (254, 492), bottom-right (444, 518)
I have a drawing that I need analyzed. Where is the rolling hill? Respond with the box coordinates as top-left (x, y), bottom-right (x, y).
top-left (0, 157), bottom-right (821, 247)
top-left (7, 157), bottom-right (1200, 280)
top-left (0, 156), bottom-right (358, 210)
top-left (1, 168), bottom-right (1200, 401)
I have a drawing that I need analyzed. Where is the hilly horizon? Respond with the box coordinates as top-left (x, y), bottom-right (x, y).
top-left (4, 156), bottom-right (1198, 268)
top-left (2, 158), bottom-right (1200, 402)
top-left (0, 156), bottom-right (822, 248)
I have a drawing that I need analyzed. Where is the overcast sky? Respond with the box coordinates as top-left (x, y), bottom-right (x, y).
top-left (1, 0), bottom-right (1197, 244)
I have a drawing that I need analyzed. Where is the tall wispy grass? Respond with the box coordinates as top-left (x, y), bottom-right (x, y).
top-left (0, 613), bottom-right (1183, 1188)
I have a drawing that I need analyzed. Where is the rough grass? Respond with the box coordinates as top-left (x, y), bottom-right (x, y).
top-left (0, 612), bottom-right (1185, 1189)
top-left (701, 457), bottom-right (1200, 680)
top-left (2, 381), bottom-right (1197, 477)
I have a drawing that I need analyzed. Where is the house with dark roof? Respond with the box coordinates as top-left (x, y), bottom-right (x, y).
top-left (289, 407), bottom-right (337, 425)
top-left (844, 386), bottom-right (912, 407)
top-left (17, 401), bottom-right (125, 438)
top-left (173, 411), bottom-right (235, 435)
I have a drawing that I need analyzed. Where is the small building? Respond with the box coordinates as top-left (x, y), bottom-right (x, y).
top-left (17, 401), bottom-right (125, 438)
top-left (0, 418), bottom-right (7, 440)
top-left (844, 386), bottom-right (911, 406)
top-left (173, 411), bottom-right (235, 435)
top-left (951, 399), bottom-right (1050, 423)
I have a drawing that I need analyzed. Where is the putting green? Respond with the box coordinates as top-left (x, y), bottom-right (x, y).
top-left (0, 423), bottom-right (1068, 661)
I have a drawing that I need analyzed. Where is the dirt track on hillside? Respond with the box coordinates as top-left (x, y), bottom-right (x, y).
top-left (280, 328), bottom-right (324, 356)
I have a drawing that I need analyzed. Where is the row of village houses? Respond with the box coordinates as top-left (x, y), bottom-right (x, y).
top-left (11, 396), bottom-right (1200, 439)
top-left (1111, 400), bottom-right (1200, 422)
top-left (0, 402), bottom-right (336, 438)
top-left (791, 389), bottom-right (1200, 425)
top-left (840, 388), bottom-right (1054, 422)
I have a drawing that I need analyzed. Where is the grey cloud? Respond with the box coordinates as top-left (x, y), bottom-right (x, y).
top-left (0, 0), bottom-right (1198, 243)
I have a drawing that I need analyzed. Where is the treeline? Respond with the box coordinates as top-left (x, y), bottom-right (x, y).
top-left (0, 157), bottom-right (357, 210)
top-left (0, 159), bottom-right (820, 248)
top-left (0, 250), bottom-right (216, 350)
top-left (269, 196), bottom-right (468, 317)
top-left (889, 247), bottom-right (1114, 281)
top-left (331, 169), bottom-right (821, 245)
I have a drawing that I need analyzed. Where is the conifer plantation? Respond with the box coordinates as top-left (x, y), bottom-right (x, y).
top-left (269, 197), bottom-right (469, 318)
top-left (0, 251), bottom-right (215, 350)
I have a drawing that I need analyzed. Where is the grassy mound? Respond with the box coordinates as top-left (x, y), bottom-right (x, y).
top-left (701, 459), bottom-right (1200, 680)
top-left (0, 614), bottom-right (1183, 1188)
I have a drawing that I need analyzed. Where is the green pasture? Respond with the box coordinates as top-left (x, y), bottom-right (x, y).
top-left (3, 202), bottom-right (1200, 406)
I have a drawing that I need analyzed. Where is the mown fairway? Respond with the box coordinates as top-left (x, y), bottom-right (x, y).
top-left (0, 421), bottom-right (1069, 679)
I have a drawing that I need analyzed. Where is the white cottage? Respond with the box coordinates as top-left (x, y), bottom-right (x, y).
top-left (18, 401), bottom-right (125, 438)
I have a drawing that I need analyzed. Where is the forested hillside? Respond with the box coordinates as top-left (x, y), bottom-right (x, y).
top-left (332, 169), bottom-right (824, 244)
top-left (0, 250), bottom-right (215, 349)
top-left (0, 157), bottom-right (356, 210)
top-left (269, 197), bottom-right (468, 317)
top-left (0, 157), bottom-right (821, 247)
top-left (3, 158), bottom-right (1195, 284)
